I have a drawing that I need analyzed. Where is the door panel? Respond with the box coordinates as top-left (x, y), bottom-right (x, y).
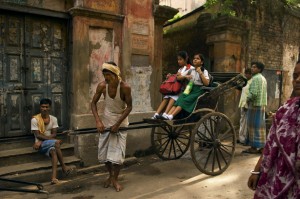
top-left (5, 92), bottom-right (25, 136)
top-left (24, 16), bottom-right (67, 132)
top-left (1, 15), bottom-right (25, 137)
top-left (0, 15), bottom-right (3, 134)
top-left (0, 13), bottom-right (68, 137)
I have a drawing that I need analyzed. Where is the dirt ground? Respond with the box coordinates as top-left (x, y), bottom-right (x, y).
top-left (2, 144), bottom-right (260, 199)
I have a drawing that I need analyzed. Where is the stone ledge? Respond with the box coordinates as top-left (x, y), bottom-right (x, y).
top-left (69, 7), bottom-right (124, 21)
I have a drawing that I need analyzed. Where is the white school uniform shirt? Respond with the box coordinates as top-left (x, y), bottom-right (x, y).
top-left (190, 68), bottom-right (209, 85)
top-left (178, 65), bottom-right (195, 76)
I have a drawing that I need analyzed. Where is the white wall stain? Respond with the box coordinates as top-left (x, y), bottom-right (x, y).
top-left (88, 28), bottom-right (113, 100)
top-left (127, 66), bottom-right (153, 112)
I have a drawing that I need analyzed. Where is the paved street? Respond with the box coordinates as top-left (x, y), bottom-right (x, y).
top-left (2, 144), bottom-right (260, 199)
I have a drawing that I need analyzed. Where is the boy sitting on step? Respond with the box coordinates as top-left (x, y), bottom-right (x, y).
top-left (31, 98), bottom-right (73, 185)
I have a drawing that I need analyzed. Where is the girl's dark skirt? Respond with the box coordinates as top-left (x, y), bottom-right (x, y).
top-left (174, 85), bottom-right (205, 113)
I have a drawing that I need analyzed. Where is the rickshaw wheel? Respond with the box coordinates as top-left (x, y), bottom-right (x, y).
top-left (190, 112), bottom-right (236, 175)
top-left (151, 125), bottom-right (192, 160)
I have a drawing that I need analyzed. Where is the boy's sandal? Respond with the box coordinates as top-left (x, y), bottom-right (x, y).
top-left (51, 178), bottom-right (59, 185)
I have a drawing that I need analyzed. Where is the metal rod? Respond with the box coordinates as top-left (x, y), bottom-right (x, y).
top-left (0, 178), bottom-right (48, 194)
top-left (0, 187), bottom-right (48, 194)
top-left (0, 178), bottom-right (43, 186)
top-left (129, 121), bottom-right (148, 125)
top-left (69, 124), bottom-right (163, 135)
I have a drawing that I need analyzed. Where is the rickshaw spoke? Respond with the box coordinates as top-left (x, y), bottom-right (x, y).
top-left (174, 139), bottom-right (184, 154)
top-left (219, 145), bottom-right (232, 156)
top-left (211, 148), bottom-right (216, 172)
top-left (153, 135), bottom-right (169, 142)
top-left (191, 111), bottom-right (236, 175)
top-left (220, 143), bottom-right (234, 148)
top-left (204, 148), bottom-right (213, 170)
top-left (215, 147), bottom-right (222, 171)
top-left (176, 138), bottom-right (188, 147)
top-left (214, 117), bottom-right (221, 138)
top-left (209, 118), bottom-right (215, 139)
top-left (168, 140), bottom-right (173, 158)
top-left (151, 125), bottom-right (191, 160)
top-left (217, 147), bottom-right (228, 165)
top-left (196, 131), bottom-right (212, 142)
top-left (158, 139), bottom-right (170, 151)
top-left (219, 131), bottom-right (233, 141)
top-left (177, 135), bottom-right (190, 140)
top-left (203, 122), bottom-right (214, 140)
top-left (153, 132), bottom-right (169, 136)
top-left (172, 139), bottom-right (177, 158)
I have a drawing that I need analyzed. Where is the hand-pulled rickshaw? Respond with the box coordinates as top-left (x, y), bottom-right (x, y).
top-left (72, 73), bottom-right (247, 176)
top-left (0, 73), bottom-right (246, 195)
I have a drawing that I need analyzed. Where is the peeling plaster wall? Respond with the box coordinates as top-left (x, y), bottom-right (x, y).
top-left (127, 66), bottom-right (153, 112)
top-left (70, 14), bottom-right (123, 129)
top-left (123, 0), bottom-right (155, 112)
top-left (71, 0), bottom-right (157, 127)
top-left (88, 28), bottom-right (113, 99)
top-left (245, 5), bottom-right (300, 105)
top-left (282, 45), bottom-right (299, 101)
top-left (0, 0), bottom-right (73, 11)
top-left (83, 0), bottom-right (122, 13)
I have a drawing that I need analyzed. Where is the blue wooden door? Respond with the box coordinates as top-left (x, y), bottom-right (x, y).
top-left (0, 13), bottom-right (68, 137)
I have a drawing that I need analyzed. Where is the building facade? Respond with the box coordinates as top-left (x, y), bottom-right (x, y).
top-left (0, 0), bottom-right (177, 164)
top-left (159, 0), bottom-right (206, 16)
top-left (162, 3), bottom-right (300, 124)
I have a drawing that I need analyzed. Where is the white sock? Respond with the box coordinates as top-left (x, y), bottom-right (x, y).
top-left (154, 113), bottom-right (159, 116)
top-left (167, 114), bottom-right (173, 120)
top-left (162, 112), bottom-right (168, 117)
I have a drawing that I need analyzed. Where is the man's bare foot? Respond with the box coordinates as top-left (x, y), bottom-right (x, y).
top-left (112, 180), bottom-right (123, 192)
top-left (103, 178), bottom-right (112, 188)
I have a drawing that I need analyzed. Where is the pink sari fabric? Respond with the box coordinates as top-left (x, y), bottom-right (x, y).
top-left (254, 97), bottom-right (300, 199)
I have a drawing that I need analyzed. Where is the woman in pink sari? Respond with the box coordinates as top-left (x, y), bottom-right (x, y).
top-left (247, 60), bottom-right (300, 198)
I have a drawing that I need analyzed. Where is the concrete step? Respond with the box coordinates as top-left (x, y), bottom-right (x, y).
top-left (0, 157), bottom-right (138, 189)
top-left (0, 134), bottom-right (71, 151)
top-left (0, 143), bottom-right (75, 167)
top-left (0, 136), bottom-right (35, 150)
top-left (0, 155), bottom-right (81, 177)
top-left (0, 163), bottom-right (78, 188)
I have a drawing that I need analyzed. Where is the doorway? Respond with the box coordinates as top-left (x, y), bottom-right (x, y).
top-left (0, 12), bottom-right (68, 137)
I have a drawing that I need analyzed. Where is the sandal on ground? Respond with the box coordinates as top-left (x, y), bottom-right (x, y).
top-left (51, 178), bottom-right (59, 185)
top-left (242, 148), bottom-right (259, 154)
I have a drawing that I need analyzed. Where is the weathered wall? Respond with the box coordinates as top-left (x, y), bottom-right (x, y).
top-left (0, 0), bottom-right (73, 12)
top-left (69, 0), bottom-right (177, 165)
top-left (162, 15), bottom-right (209, 75)
top-left (0, 0), bottom-right (178, 164)
top-left (282, 11), bottom-right (300, 102)
top-left (69, 12), bottom-right (123, 129)
top-left (70, 0), bottom-right (157, 128)
top-left (244, 3), bottom-right (300, 107)
top-left (162, 2), bottom-right (300, 125)
top-left (123, 0), bottom-right (154, 113)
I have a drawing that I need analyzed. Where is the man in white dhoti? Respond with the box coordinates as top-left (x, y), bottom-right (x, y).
top-left (91, 62), bottom-right (132, 192)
